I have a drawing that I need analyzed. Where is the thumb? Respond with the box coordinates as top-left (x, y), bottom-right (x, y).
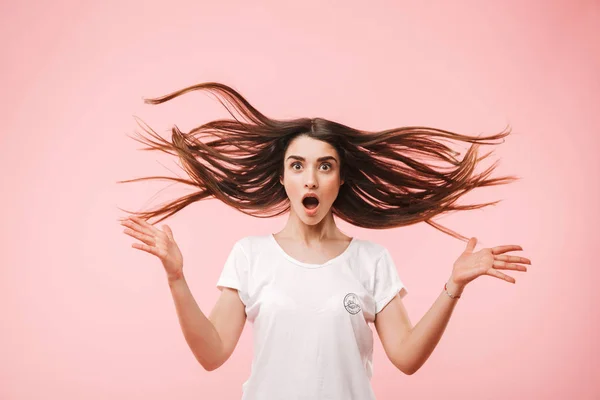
top-left (465, 237), bottom-right (477, 252)
top-left (162, 224), bottom-right (174, 240)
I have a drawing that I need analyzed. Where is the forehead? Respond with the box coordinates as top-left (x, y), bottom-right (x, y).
top-left (285, 135), bottom-right (337, 157)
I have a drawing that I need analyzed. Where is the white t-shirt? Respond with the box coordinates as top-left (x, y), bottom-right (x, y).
top-left (216, 234), bottom-right (408, 400)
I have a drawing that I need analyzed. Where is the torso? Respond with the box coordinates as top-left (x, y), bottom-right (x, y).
top-left (272, 233), bottom-right (353, 265)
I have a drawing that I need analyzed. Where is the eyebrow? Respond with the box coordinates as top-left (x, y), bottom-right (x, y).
top-left (286, 155), bottom-right (338, 163)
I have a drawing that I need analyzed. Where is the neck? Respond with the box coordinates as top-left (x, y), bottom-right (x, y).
top-left (277, 209), bottom-right (344, 245)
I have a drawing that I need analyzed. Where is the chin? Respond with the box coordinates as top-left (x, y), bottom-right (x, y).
top-left (302, 217), bottom-right (323, 225)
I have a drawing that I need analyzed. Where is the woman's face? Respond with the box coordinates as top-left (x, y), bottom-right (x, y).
top-left (280, 135), bottom-right (344, 223)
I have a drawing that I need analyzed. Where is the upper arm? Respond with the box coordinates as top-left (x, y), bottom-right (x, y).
top-left (374, 293), bottom-right (413, 374)
top-left (208, 287), bottom-right (247, 369)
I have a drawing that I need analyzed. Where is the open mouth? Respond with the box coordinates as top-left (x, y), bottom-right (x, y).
top-left (302, 196), bottom-right (320, 210)
top-left (302, 194), bottom-right (320, 213)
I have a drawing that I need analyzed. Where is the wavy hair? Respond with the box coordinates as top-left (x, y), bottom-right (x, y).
top-left (117, 82), bottom-right (519, 242)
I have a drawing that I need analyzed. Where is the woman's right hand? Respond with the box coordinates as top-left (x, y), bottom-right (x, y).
top-left (120, 216), bottom-right (184, 281)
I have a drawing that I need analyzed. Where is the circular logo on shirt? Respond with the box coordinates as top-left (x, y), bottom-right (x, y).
top-left (343, 293), bottom-right (362, 315)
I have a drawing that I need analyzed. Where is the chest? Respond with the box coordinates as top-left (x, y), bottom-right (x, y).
top-left (275, 239), bottom-right (351, 265)
top-left (245, 260), bottom-right (377, 325)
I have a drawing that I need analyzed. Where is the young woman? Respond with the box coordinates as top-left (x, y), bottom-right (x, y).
top-left (118, 82), bottom-right (532, 399)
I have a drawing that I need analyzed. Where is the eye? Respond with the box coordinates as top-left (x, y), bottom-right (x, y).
top-left (290, 162), bottom-right (332, 171)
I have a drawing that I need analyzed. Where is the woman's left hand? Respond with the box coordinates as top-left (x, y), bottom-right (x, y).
top-left (450, 237), bottom-right (532, 289)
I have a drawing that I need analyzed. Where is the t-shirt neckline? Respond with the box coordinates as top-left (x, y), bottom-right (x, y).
top-left (269, 233), bottom-right (356, 269)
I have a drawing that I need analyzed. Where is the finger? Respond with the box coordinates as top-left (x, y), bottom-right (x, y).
top-left (132, 242), bottom-right (160, 257)
top-left (123, 228), bottom-right (156, 247)
top-left (486, 268), bottom-right (516, 283)
top-left (495, 254), bottom-right (531, 265)
top-left (492, 245), bottom-right (523, 255)
top-left (465, 237), bottom-right (477, 252)
top-left (131, 215), bottom-right (158, 232)
top-left (120, 219), bottom-right (146, 234)
top-left (121, 218), bottom-right (150, 233)
top-left (127, 216), bottom-right (161, 236)
top-left (492, 260), bottom-right (528, 272)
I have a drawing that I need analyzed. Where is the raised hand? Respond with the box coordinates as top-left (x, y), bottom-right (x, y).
top-left (450, 237), bottom-right (532, 289)
top-left (120, 216), bottom-right (184, 281)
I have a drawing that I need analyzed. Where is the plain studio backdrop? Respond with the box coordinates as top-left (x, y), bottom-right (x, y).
top-left (1, 0), bottom-right (598, 399)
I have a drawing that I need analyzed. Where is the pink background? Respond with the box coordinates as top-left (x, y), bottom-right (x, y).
top-left (1, 0), bottom-right (598, 399)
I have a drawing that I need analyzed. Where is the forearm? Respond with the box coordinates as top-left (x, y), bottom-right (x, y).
top-left (398, 279), bottom-right (464, 375)
top-left (168, 275), bottom-right (223, 371)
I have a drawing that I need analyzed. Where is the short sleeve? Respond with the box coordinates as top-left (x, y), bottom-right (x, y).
top-left (216, 241), bottom-right (250, 306)
top-left (373, 248), bottom-right (408, 314)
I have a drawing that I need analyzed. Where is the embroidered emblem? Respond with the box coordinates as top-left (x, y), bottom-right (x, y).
top-left (343, 293), bottom-right (361, 315)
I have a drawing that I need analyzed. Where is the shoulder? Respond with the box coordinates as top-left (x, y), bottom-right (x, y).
top-left (352, 237), bottom-right (388, 261)
top-left (232, 234), bottom-right (272, 258)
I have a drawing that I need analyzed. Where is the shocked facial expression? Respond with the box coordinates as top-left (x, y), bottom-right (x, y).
top-left (279, 135), bottom-right (344, 223)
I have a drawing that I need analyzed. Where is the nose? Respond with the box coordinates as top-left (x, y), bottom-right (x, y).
top-left (304, 169), bottom-right (318, 189)
top-left (304, 180), bottom-right (317, 189)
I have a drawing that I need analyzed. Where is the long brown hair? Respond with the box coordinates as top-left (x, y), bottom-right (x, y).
top-left (117, 82), bottom-right (519, 242)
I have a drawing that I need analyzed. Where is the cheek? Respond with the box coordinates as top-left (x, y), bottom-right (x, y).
top-left (322, 180), bottom-right (342, 199)
top-left (281, 178), bottom-right (302, 198)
